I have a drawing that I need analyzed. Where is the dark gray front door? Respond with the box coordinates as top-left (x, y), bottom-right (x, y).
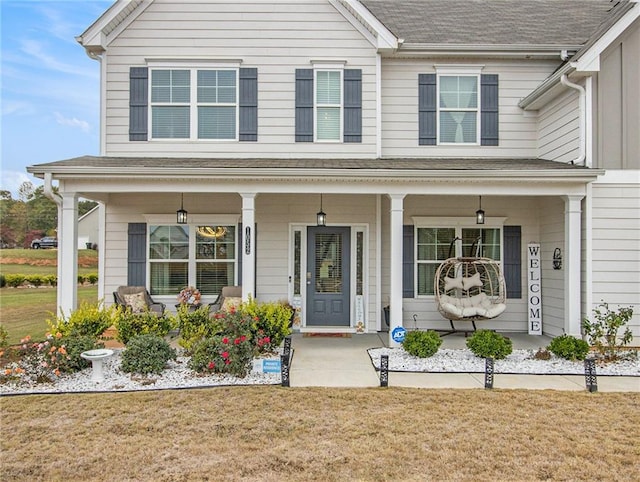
top-left (306, 226), bottom-right (351, 326)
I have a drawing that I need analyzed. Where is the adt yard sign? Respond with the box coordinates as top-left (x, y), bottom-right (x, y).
top-left (391, 326), bottom-right (407, 343)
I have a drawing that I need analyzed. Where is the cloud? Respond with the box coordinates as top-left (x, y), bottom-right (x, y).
top-left (0, 171), bottom-right (40, 198)
top-left (1, 100), bottom-right (35, 117)
top-left (54, 112), bottom-right (91, 133)
top-left (19, 38), bottom-right (96, 78)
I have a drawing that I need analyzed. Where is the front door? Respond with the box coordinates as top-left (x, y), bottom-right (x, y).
top-left (306, 226), bottom-right (351, 326)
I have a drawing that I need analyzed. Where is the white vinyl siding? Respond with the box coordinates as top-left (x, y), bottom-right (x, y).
top-left (537, 88), bottom-right (580, 163)
top-left (381, 58), bottom-right (559, 157)
top-left (103, 0), bottom-right (376, 158)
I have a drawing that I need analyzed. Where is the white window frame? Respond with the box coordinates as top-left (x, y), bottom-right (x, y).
top-left (145, 214), bottom-right (240, 301)
top-left (313, 63), bottom-right (344, 143)
top-left (412, 216), bottom-right (506, 297)
top-left (435, 65), bottom-right (483, 146)
top-left (148, 63), bottom-right (240, 141)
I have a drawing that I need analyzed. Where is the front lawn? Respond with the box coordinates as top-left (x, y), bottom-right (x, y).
top-left (1, 387), bottom-right (638, 481)
top-left (0, 286), bottom-right (98, 344)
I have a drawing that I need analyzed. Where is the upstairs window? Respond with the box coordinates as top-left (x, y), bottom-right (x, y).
top-left (315, 70), bottom-right (342, 141)
top-left (439, 75), bottom-right (478, 144)
top-left (150, 68), bottom-right (238, 140)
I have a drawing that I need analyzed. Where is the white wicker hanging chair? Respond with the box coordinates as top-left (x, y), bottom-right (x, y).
top-left (434, 256), bottom-right (507, 334)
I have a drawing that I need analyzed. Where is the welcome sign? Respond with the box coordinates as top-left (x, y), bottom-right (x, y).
top-left (527, 243), bottom-right (542, 335)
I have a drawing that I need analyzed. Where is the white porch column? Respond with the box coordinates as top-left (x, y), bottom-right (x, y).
top-left (389, 194), bottom-right (405, 346)
top-left (59, 192), bottom-right (79, 316)
top-left (241, 193), bottom-right (257, 300)
top-left (564, 195), bottom-right (583, 336)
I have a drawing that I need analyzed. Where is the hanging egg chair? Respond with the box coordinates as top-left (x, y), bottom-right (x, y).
top-left (434, 256), bottom-right (507, 335)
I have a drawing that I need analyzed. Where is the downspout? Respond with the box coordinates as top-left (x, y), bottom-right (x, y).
top-left (560, 74), bottom-right (586, 166)
top-left (44, 173), bottom-right (64, 313)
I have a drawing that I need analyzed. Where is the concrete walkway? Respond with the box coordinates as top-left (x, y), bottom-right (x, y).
top-left (288, 333), bottom-right (640, 392)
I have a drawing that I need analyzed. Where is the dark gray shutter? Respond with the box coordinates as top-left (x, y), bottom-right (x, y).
top-left (127, 223), bottom-right (147, 286)
top-left (295, 69), bottom-right (313, 142)
top-left (503, 225), bottom-right (521, 299)
top-left (239, 68), bottom-right (258, 141)
top-left (343, 69), bottom-right (362, 143)
top-left (403, 225), bottom-right (414, 298)
top-left (129, 67), bottom-right (148, 141)
top-left (418, 74), bottom-right (437, 145)
top-left (481, 74), bottom-right (499, 146)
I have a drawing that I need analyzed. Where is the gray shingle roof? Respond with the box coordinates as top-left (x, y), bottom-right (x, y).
top-left (360, 0), bottom-right (622, 46)
top-left (28, 156), bottom-right (592, 172)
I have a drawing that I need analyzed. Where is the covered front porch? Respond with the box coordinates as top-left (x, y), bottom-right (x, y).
top-left (28, 157), bottom-right (602, 346)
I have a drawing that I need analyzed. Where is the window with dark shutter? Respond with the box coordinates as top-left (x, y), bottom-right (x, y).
top-left (239, 68), bottom-right (258, 141)
top-left (403, 225), bottom-right (415, 298)
top-left (480, 74), bottom-right (499, 146)
top-left (295, 69), bottom-right (314, 142)
top-left (127, 223), bottom-right (147, 285)
top-left (343, 69), bottom-right (362, 143)
top-left (503, 225), bottom-right (522, 298)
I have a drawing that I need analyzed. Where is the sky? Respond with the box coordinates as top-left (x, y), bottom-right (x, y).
top-left (1, 0), bottom-right (113, 197)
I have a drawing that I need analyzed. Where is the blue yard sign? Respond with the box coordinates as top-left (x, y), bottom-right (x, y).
top-left (391, 326), bottom-right (407, 343)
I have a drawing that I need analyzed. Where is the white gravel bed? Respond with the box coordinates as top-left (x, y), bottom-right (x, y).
top-left (0, 349), bottom-right (282, 396)
top-left (368, 347), bottom-right (640, 376)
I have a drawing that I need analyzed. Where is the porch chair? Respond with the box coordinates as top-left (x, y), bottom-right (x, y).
top-left (208, 285), bottom-right (243, 312)
top-left (434, 257), bottom-right (507, 336)
top-left (113, 286), bottom-right (166, 316)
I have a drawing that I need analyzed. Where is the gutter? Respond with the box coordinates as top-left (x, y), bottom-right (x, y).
top-left (560, 74), bottom-right (586, 166)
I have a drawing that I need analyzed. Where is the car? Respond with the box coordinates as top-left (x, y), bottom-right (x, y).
top-left (31, 236), bottom-right (58, 249)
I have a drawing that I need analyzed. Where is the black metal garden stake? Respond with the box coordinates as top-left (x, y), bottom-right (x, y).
top-left (584, 358), bottom-right (598, 393)
top-left (484, 357), bottom-right (494, 389)
top-left (280, 354), bottom-right (290, 387)
top-left (380, 354), bottom-right (389, 387)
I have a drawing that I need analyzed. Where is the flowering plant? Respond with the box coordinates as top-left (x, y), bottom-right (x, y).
top-left (177, 286), bottom-right (202, 306)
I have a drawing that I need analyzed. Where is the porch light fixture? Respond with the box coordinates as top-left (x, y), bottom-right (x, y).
top-left (316, 194), bottom-right (326, 226)
top-left (177, 193), bottom-right (188, 224)
top-left (475, 196), bottom-right (485, 225)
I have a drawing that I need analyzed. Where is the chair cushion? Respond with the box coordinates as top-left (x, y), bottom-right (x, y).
top-left (444, 276), bottom-right (464, 292)
top-left (123, 292), bottom-right (146, 313)
top-left (222, 297), bottom-right (242, 312)
top-left (462, 272), bottom-right (483, 290)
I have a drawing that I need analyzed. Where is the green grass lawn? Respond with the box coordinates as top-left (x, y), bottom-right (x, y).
top-left (1, 249), bottom-right (99, 343)
top-left (0, 287), bottom-right (98, 344)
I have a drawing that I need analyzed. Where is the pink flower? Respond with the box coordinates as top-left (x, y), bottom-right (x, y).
top-left (224, 359), bottom-right (231, 365)
top-left (234, 338), bottom-right (240, 345)
top-left (240, 335), bottom-right (247, 342)
top-left (264, 337), bottom-right (271, 344)
top-left (221, 351), bottom-right (229, 359)
top-left (208, 361), bottom-right (215, 370)
top-left (222, 337), bottom-right (229, 344)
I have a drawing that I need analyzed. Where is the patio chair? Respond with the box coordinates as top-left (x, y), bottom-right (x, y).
top-left (113, 286), bottom-right (166, 316)
top-left (208, 286), bottom-right (243, 312)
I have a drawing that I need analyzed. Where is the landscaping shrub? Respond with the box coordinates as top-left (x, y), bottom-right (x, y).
top-left (242, 298), bottom-right (292, 352)
top-left (177, 305), bottom-right (216, 354)
top-left (583, 302), bottom-right (634, 361)
top-left (115, 309), bottom-right (176, 345)
top-left (48, 300), bottom-right (118, 339)
top-left (402, 330), bottom-right (442, 358)
top-left (466, 329), bottom-right (513, 360)
top-left (548, 334), bottom-right (590, 361)
top-left (5, 274), bottom-right (25, 288)
top-left (25, 274), bottom-right (45, 287)
top-left (45, 334), bottom-right (105, 373)
top-left (77, 274), bottom-right (86, 285)
top-left (190, 309), bottom-right (254, 377)
top-left (0, 324), bottom-right (8, 349)
top-left (87, 273), bottom-right (99, 284)
top-left (120, 335), bottom-right (176, 375)
top-left (0, 274), bottom-right (5, 288)
top-left (45, 275), bottom-right (57, 286)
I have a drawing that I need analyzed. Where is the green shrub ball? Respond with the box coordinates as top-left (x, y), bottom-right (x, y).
top-left (548, 334), bottom-right (590, 361)
top-left (402, 330), bottom-right (443, 358)
top-left (121, 335), bottom-right (177, 375)
top-left (466, 329), bottom-right (513, 360)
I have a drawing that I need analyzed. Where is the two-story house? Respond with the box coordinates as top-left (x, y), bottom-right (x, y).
top-left (28, 0), bottom-right (639, 345)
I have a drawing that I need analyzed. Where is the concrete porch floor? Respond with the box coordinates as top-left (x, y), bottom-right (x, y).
top-left (287, 332), bottom-right (640, 392)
